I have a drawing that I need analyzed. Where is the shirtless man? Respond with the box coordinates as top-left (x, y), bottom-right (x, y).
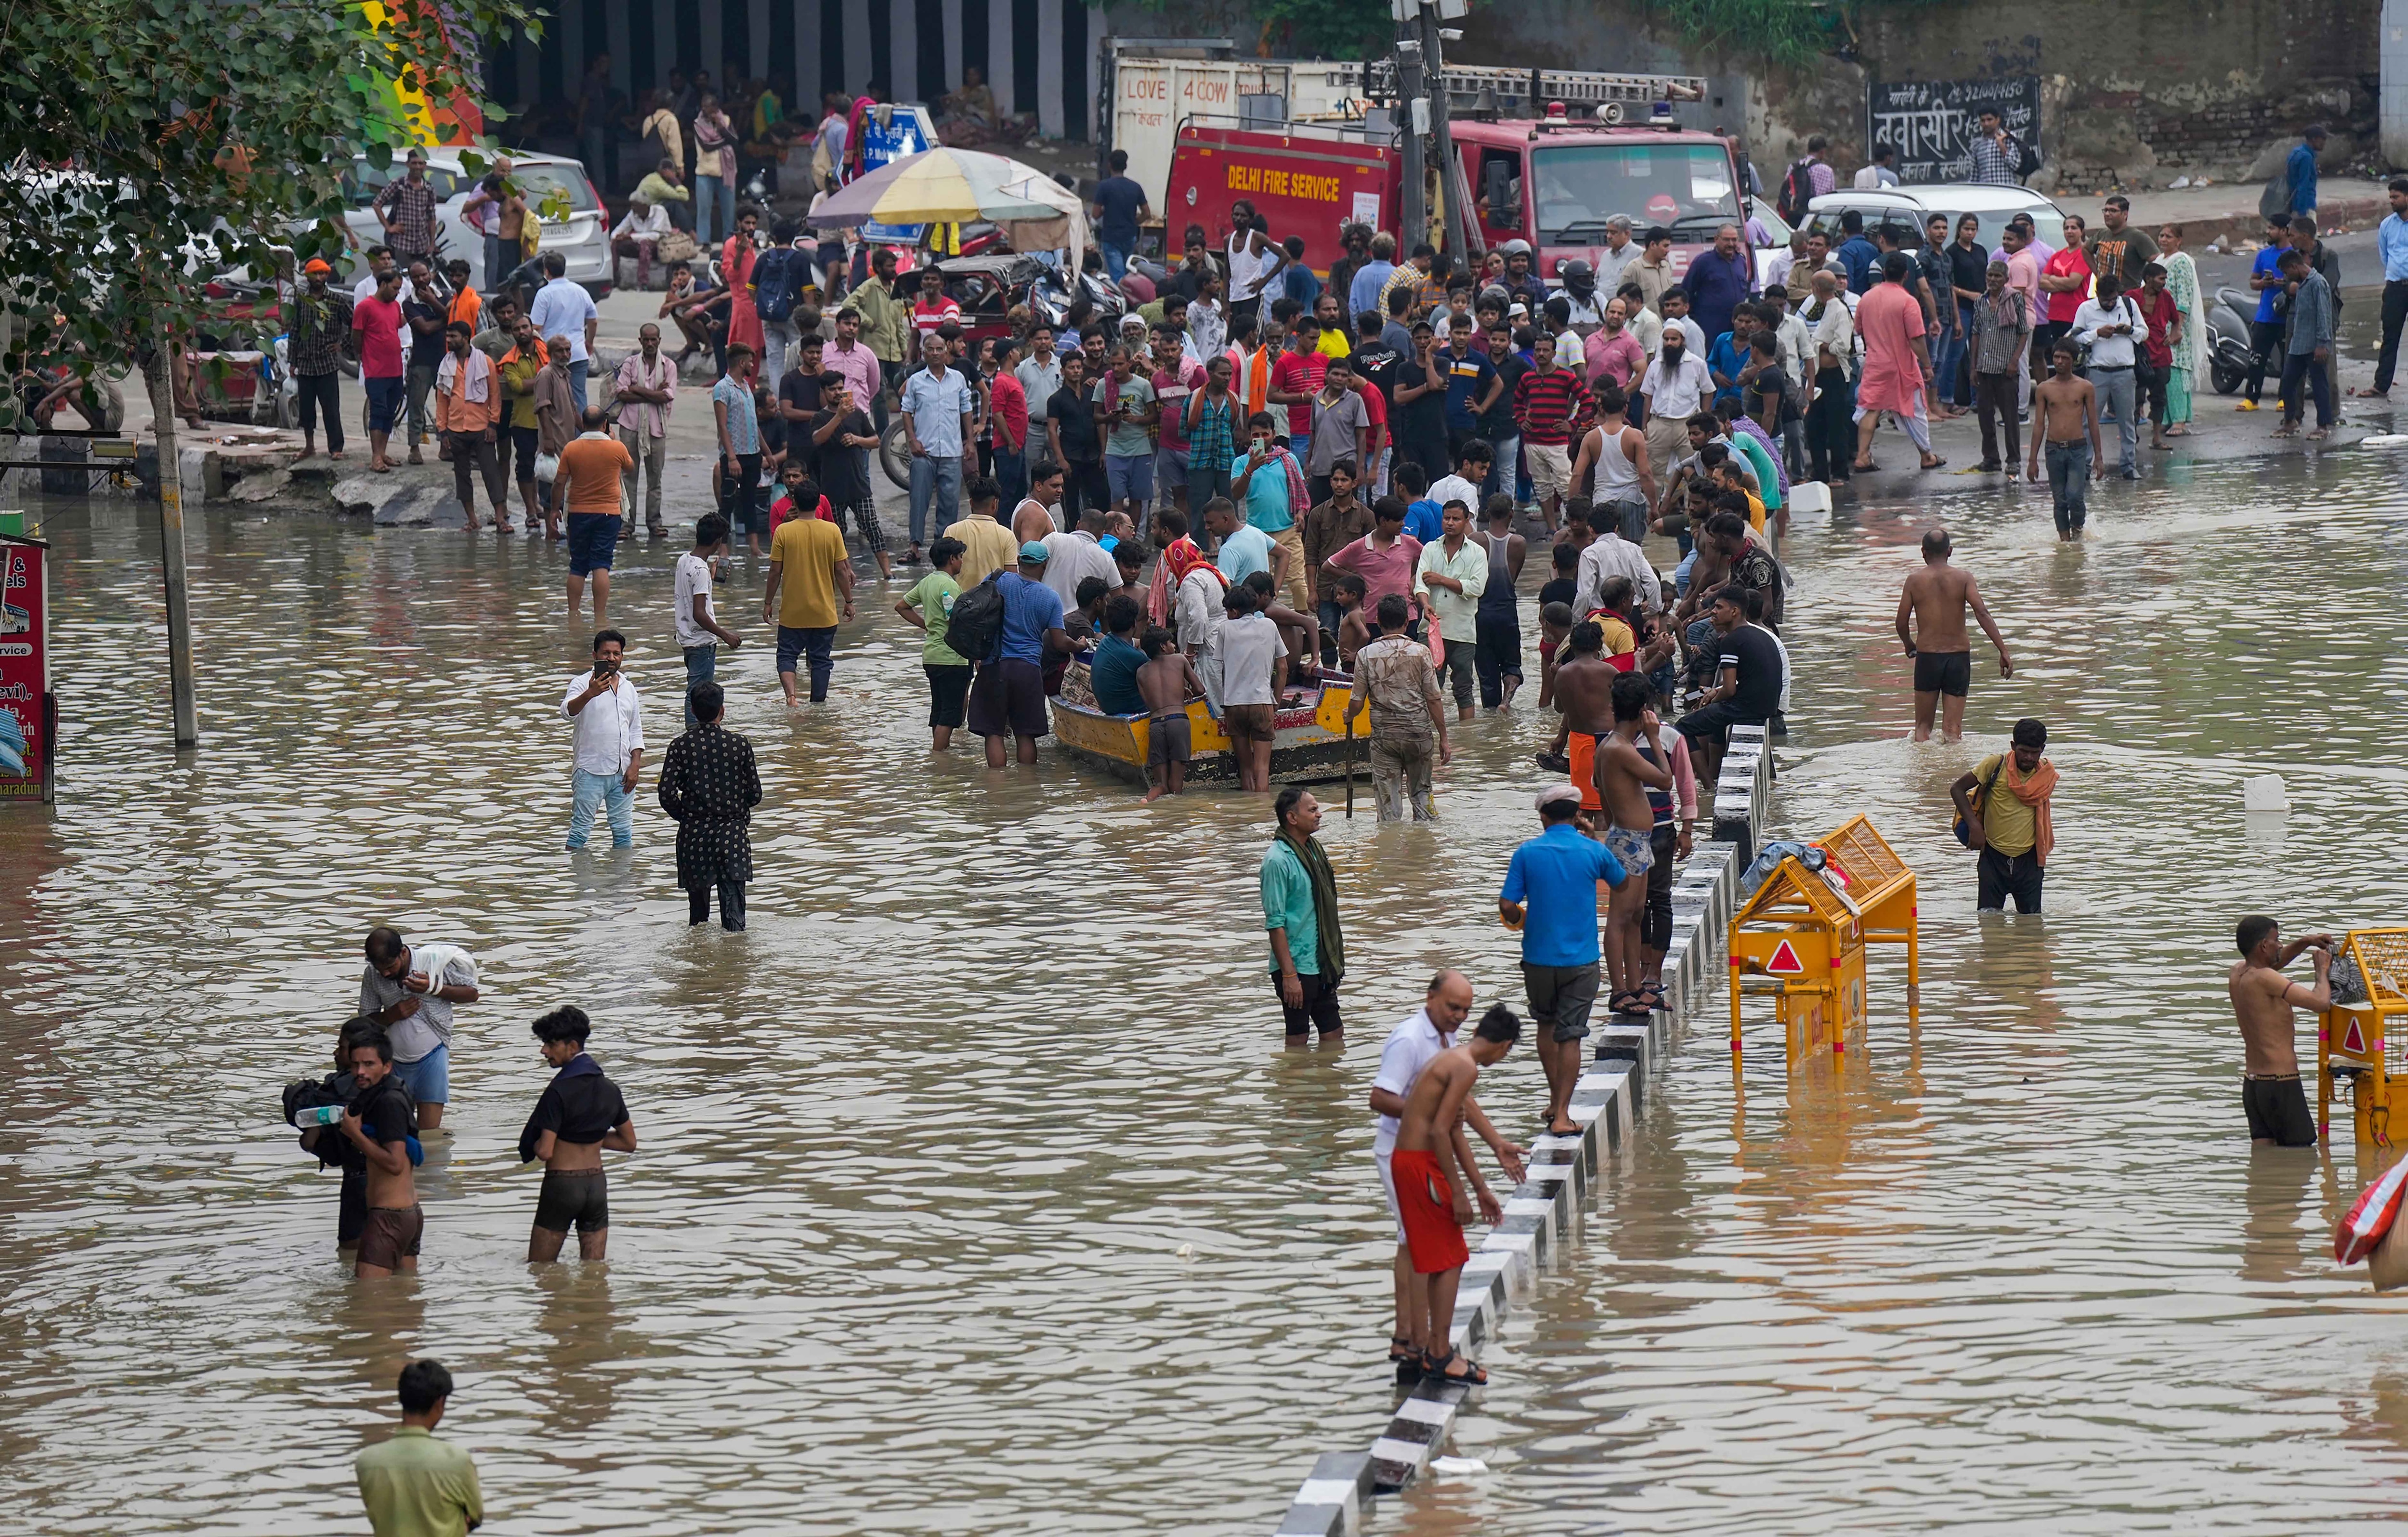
top-left (1596, 671), bottom-right (1675, 1017)
top-left (337, 1029), bottom-right (422, 1279)
top-left (1011, 474), bottom-right (1059, 546)
top-left (1389, 1002), bottom-right (1521, 1385)
top-left (518, 1005), bottom-right (637, 1262)
top-left (2227, 916), bottom-right (2332, 1147)
top-left (1135, 626), bottom-right (1204, 801)
top-left (1547, 621), bottom-right (1619, 827)
top-left (2027, 341), bottom-right (2103, 540)
top-left (1895, 526), bottom-right (2014, 743)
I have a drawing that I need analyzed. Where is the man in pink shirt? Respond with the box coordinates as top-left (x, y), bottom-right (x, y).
top-left (1853, 252), bottom-right (1944, 472)
top-left (1320, 497), bottom-right (1426, 633)
top-left (825, 307), bottom-right (883, 424)
top-left (1151, 326), bottom-right (1206, 527)
top-left (352, 268), bottom-right (409, 472)
top-left (1999, 223), bottom-right (2046, 411)
top-left (1584, 299), bottom-right (1647, 394)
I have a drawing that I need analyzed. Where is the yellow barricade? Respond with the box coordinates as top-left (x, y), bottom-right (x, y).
top-left (1727, 817), bottom-right (1916, 1077)
top-left (2318, 928), bottom-right (2408, 1145)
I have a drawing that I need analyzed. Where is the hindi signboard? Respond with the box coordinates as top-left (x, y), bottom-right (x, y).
top-left (0, 535), bottom-right (52, 802)
top-left (858, 105), bottom-right (939, 246)
top-left (1867, 76), bottom-right (2041, 184)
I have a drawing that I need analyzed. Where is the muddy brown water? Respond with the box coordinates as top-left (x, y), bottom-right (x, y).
top-left (3, 454), bottom-right (2405, 1533)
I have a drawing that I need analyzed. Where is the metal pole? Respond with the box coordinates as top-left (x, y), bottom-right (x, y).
top-left (144, 327), bottom-right (199, 748)
top-left (1420, 3), bottom-right (1476, 265)
top-left (1396, 35), bottom-right (1426, 263)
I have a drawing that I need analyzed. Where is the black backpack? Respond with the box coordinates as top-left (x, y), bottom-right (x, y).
top-left (945, 570), bottom-right (1008, 662)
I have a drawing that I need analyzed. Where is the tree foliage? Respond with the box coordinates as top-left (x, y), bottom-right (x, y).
top-left (1100, 0), bottom-right (1399, 63)
top-left (0, 0), bottom-right (533, 424)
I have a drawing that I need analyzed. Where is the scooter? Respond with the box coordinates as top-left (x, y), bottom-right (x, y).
top-left (2206, 287), bottom-right (2261, 395)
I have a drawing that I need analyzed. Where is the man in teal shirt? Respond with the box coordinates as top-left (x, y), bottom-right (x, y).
top-left (1088, 594), bottom-right (1148, 714)
top-left (1263, 787), bottom-right (1344, 1041)
top-left (356, 1360), bottom-right (483, 1537)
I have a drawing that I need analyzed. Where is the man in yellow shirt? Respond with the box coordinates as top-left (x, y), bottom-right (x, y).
top-left (1950, 717), bottom-right (2057, 913)
top-left (763, 504), bottom-right (854, 706)
top-left (942, 474), bottom-right (1020, 588)
top-left (355, 1360), bottom-right (482, 1537)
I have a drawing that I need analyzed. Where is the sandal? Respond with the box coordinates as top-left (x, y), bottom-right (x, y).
top-left (1425, 1347), bottom-right (1488, 1387)
top-left (1389, 1335), bottom-right (1422, 1385)
top-left (1607, 989), bottom-right (1639, 1015)
top-left (1636, 981), bottom-right (1667, 1010)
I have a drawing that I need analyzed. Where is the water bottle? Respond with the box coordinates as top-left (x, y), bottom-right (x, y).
top-left (294, 1103), bottom-right (347, 1127)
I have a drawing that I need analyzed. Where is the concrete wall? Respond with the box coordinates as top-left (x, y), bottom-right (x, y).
top-left (1446, 0), bottom-right (2381, 191)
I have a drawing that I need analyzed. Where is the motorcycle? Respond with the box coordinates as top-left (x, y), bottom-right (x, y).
top-left (2206, 287), bottom-right (2260, 395)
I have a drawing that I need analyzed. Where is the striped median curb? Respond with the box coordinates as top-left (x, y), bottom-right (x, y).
top-left (1270, 739), bottom-right (1772, 1535)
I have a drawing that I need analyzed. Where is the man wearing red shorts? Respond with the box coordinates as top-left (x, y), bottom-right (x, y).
top-left (1390, 1003), bottom-right (1522, 1385)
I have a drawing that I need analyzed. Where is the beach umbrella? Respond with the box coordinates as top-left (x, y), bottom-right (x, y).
top-left (809, 147), bottom-right (1088, 268)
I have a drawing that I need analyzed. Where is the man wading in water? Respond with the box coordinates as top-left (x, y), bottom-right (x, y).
top-left (518, 1005), bottom-right (638, 1260)
top-left (1896, 526), bottom-right (2014, 742)
top-left (2226, 917), bottom-right (2332, 1147)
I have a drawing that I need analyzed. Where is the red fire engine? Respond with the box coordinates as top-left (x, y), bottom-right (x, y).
top-left (1164, 65), bottom-right (1745, 287)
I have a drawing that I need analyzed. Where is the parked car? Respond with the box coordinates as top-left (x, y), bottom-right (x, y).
top-left (329, 149), bottom-right (613, 296)
top-left (1802, 184), bottom-right (2068, 254)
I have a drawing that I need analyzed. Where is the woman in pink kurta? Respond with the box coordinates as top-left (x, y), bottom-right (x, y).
top-left (1852, 259), bottom-right (1944, 469)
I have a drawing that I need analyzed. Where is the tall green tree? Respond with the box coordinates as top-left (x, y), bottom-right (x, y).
top-left (0, 0), bottom-right (535, 420)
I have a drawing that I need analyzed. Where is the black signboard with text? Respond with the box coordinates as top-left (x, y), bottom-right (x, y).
top-left (1866, 76), bottom-right (2042, 184)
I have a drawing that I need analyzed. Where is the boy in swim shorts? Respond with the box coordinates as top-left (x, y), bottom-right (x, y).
top-left (1136, 625), bottom-right (1203, 801)
top-left (1596, 672), bottom-right (1674, 1018)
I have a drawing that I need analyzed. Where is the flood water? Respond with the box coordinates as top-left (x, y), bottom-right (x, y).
top-left (3, 455), bottom-right (2406, 1534)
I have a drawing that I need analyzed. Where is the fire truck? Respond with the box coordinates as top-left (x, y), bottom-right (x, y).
top-left (1161, 64), bottom-right (1746, 287)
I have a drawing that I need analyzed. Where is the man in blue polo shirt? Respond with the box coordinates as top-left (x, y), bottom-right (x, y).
top-left (1498, 783), bottom-right (1627, 1138)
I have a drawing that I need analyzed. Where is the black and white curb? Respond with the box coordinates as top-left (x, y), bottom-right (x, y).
top-left (1269, 742), bottom-right (1774, 1535)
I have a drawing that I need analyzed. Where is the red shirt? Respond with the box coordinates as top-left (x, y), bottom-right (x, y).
top-left (2042, 248), bottom-right (2091, 325)
top-left (1271, 348), bottom-right (1328, 437)
top-left (2136, 287), bottom-right (2178, 368)
top-left (912, 296), bottom-right (961, 348)
top-left (985, 369), bottom-right (1028, 452)
top-left (352, 295), bottom-right (405, 379)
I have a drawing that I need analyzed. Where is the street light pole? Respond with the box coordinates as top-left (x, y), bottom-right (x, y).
top-left (1397, 34), bottom-right (1426, 262)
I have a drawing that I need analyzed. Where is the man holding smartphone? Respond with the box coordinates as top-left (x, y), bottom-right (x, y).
top-left (563, 630), bottom-right (645, 850)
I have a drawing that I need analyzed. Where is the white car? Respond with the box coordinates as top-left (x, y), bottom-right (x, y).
top-left (331, 149), bottom-right (613, 295)
top-left (1801, 184), bottom-right (2068, 253)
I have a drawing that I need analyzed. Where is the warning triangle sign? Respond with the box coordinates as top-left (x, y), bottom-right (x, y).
top-left (1766, 938), bottom-right (1806, 974)
top-left (2344, 1017), bottom-right (2368, 1054)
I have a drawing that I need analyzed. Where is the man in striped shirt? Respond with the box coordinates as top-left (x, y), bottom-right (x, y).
top-left (1513, 332), bottom-right (1591, 532)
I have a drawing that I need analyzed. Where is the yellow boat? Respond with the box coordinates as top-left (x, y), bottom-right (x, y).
top-left (1050, 673), bottom-right (1366, 790)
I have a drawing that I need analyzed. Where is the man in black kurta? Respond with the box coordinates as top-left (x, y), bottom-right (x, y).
top-left (656, 681), bottom-right (763, 929)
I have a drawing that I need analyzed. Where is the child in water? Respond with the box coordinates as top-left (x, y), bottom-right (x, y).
top-left (1135, 625), bottom-right (1204, 802)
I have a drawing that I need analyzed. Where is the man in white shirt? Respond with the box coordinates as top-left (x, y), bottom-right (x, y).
top-left (562, 629), bottom-right (644, 850)
top-left (1593, 215), bottom-right (1640, 291)
top-left (1217, 584), bottom-right (1289, 790)
top-left (1039, 508), bottom-right (1120, 608)
top-left (1576, 523), bottom-right (1663, 617)
top-left (527, 251), bottom-right (601, 410)
top-left (1366, 971), bottom-right (1522, 1385)
top-left (1761, 230), bottom-right (1806, 298)
top-left (2072, 273), bottom-right (2145, 479)
top-left (1638, 331), bottom-right (1713, 474)
top-left (674, 513), bottom-right (742, 730)
top-left (611, 198), bottom-right (673, 288)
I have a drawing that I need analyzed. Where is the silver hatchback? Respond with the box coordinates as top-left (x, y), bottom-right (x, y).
top-left (331, 149), bottom-right (613, 295)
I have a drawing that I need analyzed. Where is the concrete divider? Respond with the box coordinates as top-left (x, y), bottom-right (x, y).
top-left (1269, 738), bottom-right (1773, 1533)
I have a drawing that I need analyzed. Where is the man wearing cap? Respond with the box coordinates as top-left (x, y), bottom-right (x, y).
top-left (1500, 785), bottom-right (1627, 1138)
top-left (966, 542), bottom-right (1074, 766)
top-left (288, 259), bottom-right (354, 461)
top-left (373, 148), bottom-right (443, 268)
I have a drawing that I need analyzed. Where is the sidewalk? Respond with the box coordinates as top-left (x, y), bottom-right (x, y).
top-left (2093, 176), bottom-right (2391, 248)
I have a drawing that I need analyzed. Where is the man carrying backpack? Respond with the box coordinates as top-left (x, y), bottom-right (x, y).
top-left (962, 542), bottom-right (1077, 768)
top-left (752, 221), bottom-right (812, 386)
top-left (1776, 137), bottom-right (1836, 226)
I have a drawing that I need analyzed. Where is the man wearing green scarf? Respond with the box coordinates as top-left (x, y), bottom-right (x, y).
top-left (1264, 786), bottom-right (1345, 1042)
